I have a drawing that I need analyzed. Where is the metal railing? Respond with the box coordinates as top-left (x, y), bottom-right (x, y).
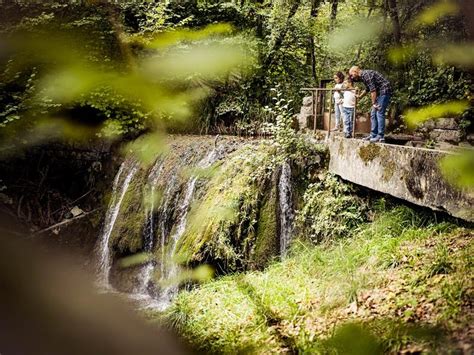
top-left (300, 87), bottom-right (359, 137)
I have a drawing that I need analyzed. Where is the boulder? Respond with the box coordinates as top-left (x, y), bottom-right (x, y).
top-left (429, 129), bottom-right (462, 143)
top-left (299, 105), bottom-right (313, 116)
top-left (420, 117), bottom-right (458, 130)
top-left (302, 96), bottom-right (313, 107)
top-left (296, 113), bottom-right (313, 130)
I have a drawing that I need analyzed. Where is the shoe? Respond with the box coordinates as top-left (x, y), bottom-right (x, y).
top-left (344, 133), bottom-right (352, 138)
top-left (370, 136), bottom-right (385, 143)
top-left (362, 135), bottom-right (373, 141)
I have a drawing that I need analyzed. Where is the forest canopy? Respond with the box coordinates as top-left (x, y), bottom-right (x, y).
top-left (0, 0), bottom-right (472, 147)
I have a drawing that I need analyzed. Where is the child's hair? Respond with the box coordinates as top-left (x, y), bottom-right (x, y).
top-left (334, 71), bottom-right (345, 82)
top-left (345, 79), bottom-right (354, 88)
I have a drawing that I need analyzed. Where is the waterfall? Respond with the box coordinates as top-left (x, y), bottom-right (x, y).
top-left (159, 176), bottom-right (178, 278)
top-left (278, 161), bottom-right (294, 257)
top-left (156, 176), bottom-right (197, 308)
top-left (133, 159), bottom-right (163, 296)
top-left (97, 159), bottom-right (139, 288)
top-left (96, 137), bottom-right (262, 309)
top-left (156, 148), bottom-right (217, 309)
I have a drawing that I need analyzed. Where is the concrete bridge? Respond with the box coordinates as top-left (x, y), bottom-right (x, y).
top-left (327, 135), bottom-right (473, 222)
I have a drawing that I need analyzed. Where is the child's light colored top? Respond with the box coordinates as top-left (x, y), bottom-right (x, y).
top-left (343, 89), bottom-right (356, 108)
top-left (333, 83), bottom-right (344, 102)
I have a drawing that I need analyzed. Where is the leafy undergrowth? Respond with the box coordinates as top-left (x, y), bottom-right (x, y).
top-left (164, 205), bottom-right (473, 354)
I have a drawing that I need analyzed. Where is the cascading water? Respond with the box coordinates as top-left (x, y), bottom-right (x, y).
top-left (278, 161), bottom-right (294, 257)
top-left (159, 176), bottom-right (178, 278)
top-left (155, 148), bottom-right (217, 309)
top-left (95, 136), bottom-right (289, 309)
top-left (133, 159), bottom-right (163, 296)
top-left (156, 176), bottom-right (197, 308)
top-left (97, 159), bottom-right (139, 288)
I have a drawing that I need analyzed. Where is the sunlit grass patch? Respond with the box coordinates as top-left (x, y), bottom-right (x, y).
top-left (164, 205), bottom-right (472, 353)
top-left (167, 277), bottom-right (283, 353)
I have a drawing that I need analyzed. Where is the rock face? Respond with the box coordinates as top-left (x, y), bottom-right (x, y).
top-left (95, 136), bottom-right (324, 301)
top-left (328, 136), bottom-right (474, 222)
top-left (418, 117), bottom-right (463, 144)
top-left (296, 96), bottom-right (313, 130)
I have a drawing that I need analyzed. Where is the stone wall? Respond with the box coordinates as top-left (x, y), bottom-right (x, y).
top-left (417, 117), bottom-right (463, 144)
top-left (296, 96), bottom-right (314, 130)
top-left (328, 136), bottom-right (473, 222)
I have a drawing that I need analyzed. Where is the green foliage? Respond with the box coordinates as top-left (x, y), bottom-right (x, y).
top-left (263, 87), bottom-right (301, 157)
top-left (0, 2), bottom-right (254, 158)
top-left (163, 204), bottom-right (472, 354)
top-left (296, 174), bottom-right (367, 242)
top-left (439, 150), bottom-right (474, 190)
top-left (392, 61), bottom-right (471, 110)
top-left (76, 87), bottom-right (149, 138)
top-left (1, 0), bottom-right (472, 136)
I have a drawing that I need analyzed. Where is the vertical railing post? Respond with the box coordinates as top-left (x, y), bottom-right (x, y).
top-left (312, 89), bottom-right (317, 132)
top-left (328, 90), bottom-right (336, 137)
top-left (353, 88), bottom-right (358, 138)
top-left (321, 91), bottom-right (326, 134)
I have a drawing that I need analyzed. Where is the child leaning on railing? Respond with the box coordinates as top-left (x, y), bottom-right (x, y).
top-left (342, 79), bottom-right (356, 138)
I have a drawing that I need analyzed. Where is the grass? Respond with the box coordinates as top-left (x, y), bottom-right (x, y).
top-left (163, 205), bottom-right (473, 354)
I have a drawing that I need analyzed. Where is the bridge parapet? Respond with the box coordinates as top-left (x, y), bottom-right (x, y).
top-left (328, 135), bottom-right (473, 222)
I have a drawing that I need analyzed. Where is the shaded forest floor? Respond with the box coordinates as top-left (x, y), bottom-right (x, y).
top-left (159, 204), bottom-right (473, 354)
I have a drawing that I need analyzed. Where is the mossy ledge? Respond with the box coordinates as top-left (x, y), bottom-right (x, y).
top-left (358, 143), bottom-right (381, 164)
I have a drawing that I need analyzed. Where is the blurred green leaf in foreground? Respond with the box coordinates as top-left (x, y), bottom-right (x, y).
top-left (0, 17), bottom-right (254, 160)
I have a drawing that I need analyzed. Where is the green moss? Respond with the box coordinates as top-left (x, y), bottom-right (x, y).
top-left (358, 144), bottom-right (381, 164)
top-left (338, 140), bottom-right (345, 155)
top-left (382, 159), bottom-right (396, 182)
top-left (110, 167), bottom-right (147, 254)
top-left (175, 144), bottom-right (275, 270)
top-left (250, 178), bottom-right (279, 270)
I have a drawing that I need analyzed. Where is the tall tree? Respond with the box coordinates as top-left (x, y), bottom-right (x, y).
top-left (387, 0), bottom-right (402, 44)
top-left (263, 0), bottom-right (302, 67)
top-left (329, 0), bottom-right (339, 30)
top-left (306, 0), bottom-right (325, 82)
top-left (354, 4), bottom-right (374, 62)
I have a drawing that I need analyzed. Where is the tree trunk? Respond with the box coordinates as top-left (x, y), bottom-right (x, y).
top-left (387, 0), bottom-right (402, 45)
top-left (459, 0), bottom-right (474, 38)
top-left (354, 6), bottom-right (374, 62)
top-left (306, 0), bottom-right (324, 83)
top-left (329, 0), bottom-right (339, 30)
top-left (263, 0), bottom-right (302, 67)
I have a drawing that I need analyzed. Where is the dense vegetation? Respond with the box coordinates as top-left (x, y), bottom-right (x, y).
top-left (164, 199), bottom-right (472, 353)
top-left (0, 1), bottom-right (473, 354)
top-left (0, 0), bottom-right (472, 141)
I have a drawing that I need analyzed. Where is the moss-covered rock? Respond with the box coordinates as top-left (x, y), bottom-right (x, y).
top-left (175, 144), bottom-right (277, 271)
top-left (249, 172), bottom-right (279, 270)
top-left (358, 144), bottom-right (381, 164)
top-left (109, 166), bottom-right (147, 255)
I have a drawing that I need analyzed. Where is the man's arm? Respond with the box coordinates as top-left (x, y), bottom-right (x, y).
top-left (371, 91), bottom-right (379, 110)
top-left (364, 73), bottom-right (379, 110)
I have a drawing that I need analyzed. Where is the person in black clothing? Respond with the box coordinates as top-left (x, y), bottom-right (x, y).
top-left (349, 66), bottom-right (392, 143)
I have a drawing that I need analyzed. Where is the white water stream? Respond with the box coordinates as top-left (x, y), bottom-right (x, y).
top-left (133, 159), bottom-right (163, 296)
top-left (96, 160), bottom-right (139, 289)
top-left (278, 161), bottom-right (294, 257)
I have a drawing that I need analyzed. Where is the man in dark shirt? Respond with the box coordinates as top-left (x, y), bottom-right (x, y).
top-left (349, 66), bottom-right (392, 143)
